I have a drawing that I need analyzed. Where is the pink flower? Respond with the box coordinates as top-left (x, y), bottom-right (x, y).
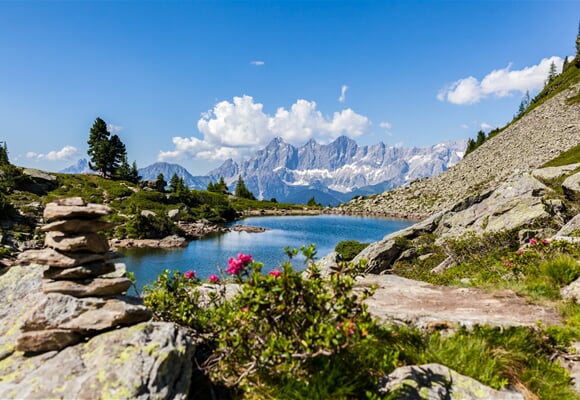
top-left (227, 257), bottom-right (244, 275)
top-left (505, 261), bottom-right (514, 267)
top-left (184, 270), bottom-right (196, 280)
top-left (542, 239), bottom-right (549, 244)
top-left (208, 274), bottom-right (220, 283)
top-left (529, 238), bottom-right (538, 245)
top-left (238, 253), bottom-right (253, 265)
top-left (269, 269), bottom-right (281, 278)
top-left (241, 307), bottom-right (249, 313)
top-left (516, 250), bottom-right (523, 256)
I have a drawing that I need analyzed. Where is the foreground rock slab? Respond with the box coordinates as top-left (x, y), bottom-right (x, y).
top-left (379, 363), bottom-right (524, 399)
top-left (358, 274), bottom-right (561, 329)
top-left (1, 322), bottom-right (194, 399)
top-left (0, 265), bottom-right (194, 399)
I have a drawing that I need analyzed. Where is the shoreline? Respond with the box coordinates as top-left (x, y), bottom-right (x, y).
top-left (110, 208), bottom-right (424, 250)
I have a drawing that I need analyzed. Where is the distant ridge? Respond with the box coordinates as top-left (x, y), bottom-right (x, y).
top-left (138, 162), bottom-right (209, 189)
top-left (59, 158), bottom-right (95, 174)
top-left (206, 136), bottom-right (466, 205)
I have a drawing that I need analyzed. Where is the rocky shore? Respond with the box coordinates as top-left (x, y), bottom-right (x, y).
top-left (110, 222), bottom-right (268, 249)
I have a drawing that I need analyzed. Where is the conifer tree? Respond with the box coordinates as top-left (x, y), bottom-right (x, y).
top-left (475, 130), bottom-right (486, 147)
top-left (464, 138), bottom-right (476, 156)
top-left (87, 117), bottom-right (128, 179)
top-left (234, 175), bottom-right (255, 200)
top-left (0, 142), bottom-right (10, 166)
top-left (547, 61), bottom-right (558, 84)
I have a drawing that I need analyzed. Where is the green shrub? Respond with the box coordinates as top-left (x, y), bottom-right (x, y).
top-left (335, 240), bottom-right (369, 261)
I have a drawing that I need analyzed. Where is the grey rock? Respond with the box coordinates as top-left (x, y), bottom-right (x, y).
top-left (1, 322), bottom-right (194, 400)
top-left (430, 256), bottom-right (456, 274)
top-left (557, 214), bottom-right (580, 237)
top-left (168, 208), bottom-right (180, 220)
top-left (562, 277), bottom-right (580, 303)
top-left (435, 174), bottom-right (553, 239)
top-left (22, 293), bottom-right (151, 333)
top-left (16, 329), bottom-right (83, 353)
top-left (141, 210), bottom-right (157, 218)
top-left (357, 274), bottom-right (560, 329)
top-left (17, 248), bottom-right (119, 268)
top-left (379, 363), bottom-right (524, 399)
top-left (532, 163), bottom-right (580, 180)
top-left (45, 231), bottom-right (110, 253)
top-left (43, 201), bottom-right (112, 222)
top-left (41, 218), bottom-right (117, 233)
top-left (43, 261), bottom-right (117, 280)
top-left (101, 262), bottom-right (127, 278)
top-left (0, 265), bottom-right (195, 399)
top-left (42, 277), bottom-right (132, 297)
top-left (563, 171), bottom-right (580, 201)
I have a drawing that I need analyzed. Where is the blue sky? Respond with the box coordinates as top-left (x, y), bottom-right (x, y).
top-left (1, 1), bottom-right (578, 175)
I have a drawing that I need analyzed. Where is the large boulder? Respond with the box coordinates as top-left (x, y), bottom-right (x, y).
top-left (563, 171), bottom-right (580, 201)
top-left (0, 265), bottom-right (195, 399)
top-left (358, 274), bottom-right (560, 329)
top-left (379, 363), bottom-right (523, 399)
top-left (435, 174), bottom-right (553, 239)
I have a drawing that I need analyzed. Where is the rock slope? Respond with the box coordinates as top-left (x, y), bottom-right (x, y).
top-left (338, 82), bottom-right (580, 217)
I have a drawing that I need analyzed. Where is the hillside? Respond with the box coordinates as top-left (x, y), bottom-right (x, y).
top-left (338, 80), bottom-right (580, 217)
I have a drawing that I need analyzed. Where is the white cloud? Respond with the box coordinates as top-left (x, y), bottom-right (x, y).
top-left (438, 56), bottom-right (564, 105)
top-left (480, 122), bottom-right (493, 131)
top-left (338, 85), bottom-right (348, 103)
top-left (107, 124), bottom-right (123, 133)
top-left (26, 145), bottom-right (79, 161)
top-left (159, 95), bottom-right (370, 161)
top-left (460, 124), bottom-right (470, 129)
top-left (379, 121), bottom-right (392, 130)
top-left (250, 60), bottom-right (265, 66)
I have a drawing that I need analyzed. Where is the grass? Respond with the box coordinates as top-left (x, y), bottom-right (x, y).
top-left (542, 143), bottom-right (580, 168)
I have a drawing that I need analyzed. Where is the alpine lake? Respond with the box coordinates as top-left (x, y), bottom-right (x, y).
top-left (119, 214), bottom-right (414, 292)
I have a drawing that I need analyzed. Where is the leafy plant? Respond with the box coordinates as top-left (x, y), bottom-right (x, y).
top-left (335, 240), bottom-right (369, 261)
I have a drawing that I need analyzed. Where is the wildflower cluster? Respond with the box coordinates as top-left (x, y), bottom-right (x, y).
top-left (143, 245), bottom-right (374, 389)
top-left (226, 252), bottom-right (252, 275)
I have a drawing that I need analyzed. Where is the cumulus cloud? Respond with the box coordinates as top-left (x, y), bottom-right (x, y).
top-left (379, 121), bottom-right (392, 130)
top-left (460, 123), bottom-right (470, 129)
top-left (438, 56), bottom-right (564, 105)
top-left (159, 95), bottom-right (370, 161)
top-left (26, 145), bottom-right (79, 161)
top-left (107, 124), bottom-right (123, 133)
top-left (250, 60), bottom-right (265, 66)
top-left (338, 85), bottom-right (348, 103)
top-left (480, 122), bottom-right (493, 131)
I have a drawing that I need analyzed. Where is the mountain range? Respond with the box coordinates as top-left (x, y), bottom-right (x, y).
top-left (62, 137), bottom-right (466, 205)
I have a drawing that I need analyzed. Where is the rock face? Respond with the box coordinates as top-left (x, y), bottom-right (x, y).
top-left (357, 274), bottom-right (560, 329)
top-left (14, 197), bottom-right (151, 353)
top-left (563, 171), bottom-right (580, 201)
top-left (379, 363), bottom-right (524, 399)
top-left (353, 172), bottom-right (568, 273)
top-left (338, 82), bottom-right (580, 217)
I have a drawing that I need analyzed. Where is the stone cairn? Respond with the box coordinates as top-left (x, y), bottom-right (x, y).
top-left (15, 197), bottom-right (152, 353)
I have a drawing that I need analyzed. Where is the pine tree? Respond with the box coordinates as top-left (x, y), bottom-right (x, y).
top-left (234, 176), bottom-right (255, 200)
top-left (464, 138), bottom-right (476, 156)
top-left (547, 61), bottom-right (558, 84)
top-left (129, 161), bottom-right (141, 183)
top-left (0, 142), bottom-right (10, 166)
top-left (563, 56), bottom-right (569, 72)
top-left (156, 173), bottom-right (166, 192)
top-left (475, 130), bottom-right (486, 147)
top-left (207, 181), bottom-right (216, 192)
top-left (87, 118), bottom-right (128, 179)
top-left (169, 173), bottom-right (185, 193)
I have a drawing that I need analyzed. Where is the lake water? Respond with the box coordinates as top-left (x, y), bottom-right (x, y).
top-left (120, 214), bottom-right (413, 291)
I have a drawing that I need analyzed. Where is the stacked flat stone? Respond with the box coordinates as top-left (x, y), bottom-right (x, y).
top-left (15, 197), bottom-right (152, 353)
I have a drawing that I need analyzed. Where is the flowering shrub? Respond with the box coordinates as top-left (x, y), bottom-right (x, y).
top-left (143, 245), bottom-right (374, 389)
